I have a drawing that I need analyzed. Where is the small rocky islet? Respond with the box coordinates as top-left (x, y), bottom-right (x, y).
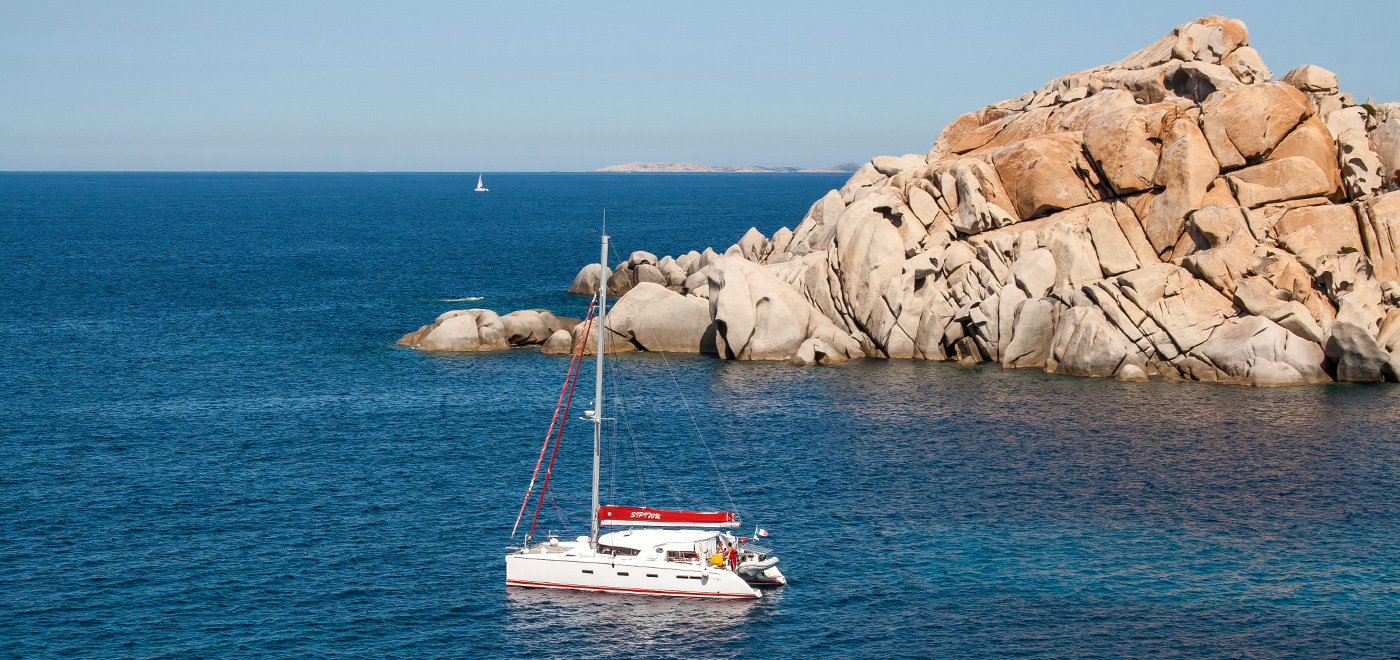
top-left (400, 16), bottom-right (1400, 387)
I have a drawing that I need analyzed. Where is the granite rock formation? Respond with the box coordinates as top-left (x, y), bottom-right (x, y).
top-left (555, 16), bottom-right (1400, 385)
top-left (398, 309), bottom-right (577, 352)
top-left (406, 16), bottom-right (1400, 386)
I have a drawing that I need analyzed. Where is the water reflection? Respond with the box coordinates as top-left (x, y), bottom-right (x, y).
top-left (504, 586), bottom-right (766, 658)
top-left (486, 352), bottom-right (1399, 657)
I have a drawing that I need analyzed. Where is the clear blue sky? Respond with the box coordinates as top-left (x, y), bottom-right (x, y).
top-left (2, 1), bottom-right (1396, 171)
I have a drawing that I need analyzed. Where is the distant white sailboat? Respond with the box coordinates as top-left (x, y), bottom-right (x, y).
top-left (475, 173), bottom-right (489, 192)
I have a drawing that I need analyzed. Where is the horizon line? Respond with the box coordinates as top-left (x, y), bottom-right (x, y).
top-left (0, 169), bottom-right (856, 174)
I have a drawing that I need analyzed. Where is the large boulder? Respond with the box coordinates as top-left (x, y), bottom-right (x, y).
top-left (1008, 248), bottom-right (1058, 298)
top-left (1372, 119), bottom-right (1400, 183)
top-left (1280, 64), bottom-right (1338, 93)
top-left (1273, 204), bottom-right (1364, 268)
top-left (604, 283), bottom-right (716, 354)
top-left (606, 265), bottom-right (636, 296)
top-left (1046, 306), bottom-right (1142, 378)
top-left (1326, 319), bottom-right (1390, 383)
top-left (1200, 82), bottom-right (1312, 168)
top-left (788, 190), bottom-right (847, 254)
top-left (1221, 46), bottom-right (1270, 84)
top-left (568, 263), bottom-right (612, 295)
top-left (657, 256), bottom-right (688, 288)
top-left (1359, 192), bottom-right (1400, 283)
top-left (991, 133), bottom-right (1102, 220)
top-left (1001, 297), bottom-right (1060, 368)
top-left (540, 329), bottom-right (575, 355)
top-left (1226, 157), bottom-right (1333, 208)
top-left (832, 193), bottom-right (908, 333)
top-left (1232, 277), bottom-right (1327, 345)
top-left (1323, 297), bottom-right (1391, 382)
top-left (1326, 107), bottom-right (1386, 199)
top-left (872, 153), bottom-right (928, 176)
top-left (707, 257), bottom-right (863, 361)
top-left (1180, 239), bottom-right (1254, 295)
top-left (950, 160), bottom-right (1018, 235)
top-left (1117, 263), bottom-right (1234, 354)
top-left (1083, 103), bottom-right (1182, 195)
top-left (789, 337), bottom-right (851, 365)
top-left (633, 262), bottom-right (668, 287)
top-left (1085, 203), bottom-right (1142, 276)
top-left (411, 309), bottom-right (510, 352)
top-left (737, 227), bottom-right (771, 262)
top-left (500, 309), bottom-right (574, 346)
top-left (1137, 118), bottom-right (1220, 254)
top-left (1267, 116), bottom-right (1343, 199)
top-left (572, 316), bottom-right (639, 355)
top-left (1193, 315), bottom-right (1329, 385)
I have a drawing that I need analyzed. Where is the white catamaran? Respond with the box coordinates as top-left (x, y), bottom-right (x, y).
top-left (504, 231), bottom-right (785, 599)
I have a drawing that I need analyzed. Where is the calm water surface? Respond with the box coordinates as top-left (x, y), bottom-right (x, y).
top-left (2, 173), bottom-right (1398, 659)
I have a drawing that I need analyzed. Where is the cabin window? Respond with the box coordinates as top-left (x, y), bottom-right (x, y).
top-left (598, 544), bottom-right (640, 556)
top-left (666, 550), bottom-right (699, 561)
top-left (646, 573), bottom-right (658, 578)
top-left (581, 569), bottom-right (593, 574)
top-left (616, 572), bottom-right (629, 576)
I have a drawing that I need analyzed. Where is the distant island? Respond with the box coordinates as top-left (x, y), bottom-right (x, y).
top-left (597, 161), bottom-right (861, 173)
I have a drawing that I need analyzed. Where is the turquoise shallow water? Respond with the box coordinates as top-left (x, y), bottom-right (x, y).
top-left (2, 172), bottom-right (1398, 659)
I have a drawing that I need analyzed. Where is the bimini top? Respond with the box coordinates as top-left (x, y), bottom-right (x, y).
top-left (598, 505), bottom-right (739, 528)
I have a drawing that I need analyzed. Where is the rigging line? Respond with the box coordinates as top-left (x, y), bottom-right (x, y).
top-left (631, 408), bottom-right (646, 507)
top-left (629, 426), bottom-right (700, 509)
top-left (608, 349), bottom-right (697, 508)
top-left (606, 351), bottom-right (643, 492)
top-left (509, 298), bottom-right (595, 544)
top-left (552, 486), bottom-right (586, 509)
top-left (644, 325), bottom-right (740, 517)
top-left (604, 346), bottom-right (645, 506)
top-left (607, 408), bottom-right (617, 505)
top-left (547, 491), bottom-right (587, 523)
top-left (546, 493), bottom-right (575, 537)
top-left (607, 361), bottom-right (619, 506)
top-left (598, 329), bottom-right (623, 506)
top-left (527, 304), bottom-right (594, 541)
top-left (596, 239), bottom-right (706, 511)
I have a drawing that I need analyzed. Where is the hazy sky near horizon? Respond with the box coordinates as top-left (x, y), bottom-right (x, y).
top-left (3, 1), bottom-right (1398, 172)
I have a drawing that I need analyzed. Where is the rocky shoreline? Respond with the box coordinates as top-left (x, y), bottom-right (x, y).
top-left (401, 16), bottom-right (1400, 386)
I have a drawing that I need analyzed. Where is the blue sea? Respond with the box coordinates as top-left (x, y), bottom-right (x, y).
top-left (2, 172), bottom-right (1398, 659)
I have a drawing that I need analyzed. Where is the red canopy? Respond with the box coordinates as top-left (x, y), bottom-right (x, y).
top-left (598, 505), bottom-right (739, 528)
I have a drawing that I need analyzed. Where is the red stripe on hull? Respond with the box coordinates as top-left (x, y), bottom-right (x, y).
top-left (506, 579), bottom-right (759, 599)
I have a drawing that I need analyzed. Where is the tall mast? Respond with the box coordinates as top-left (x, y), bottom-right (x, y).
top-left (590, 223), bottom-right (608, 546)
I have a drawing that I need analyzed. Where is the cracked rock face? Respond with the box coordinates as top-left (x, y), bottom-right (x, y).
top-left (416, 16), bottom-right (1400, 386)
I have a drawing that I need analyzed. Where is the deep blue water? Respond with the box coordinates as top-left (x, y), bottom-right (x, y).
top-left (2, 172), bottom-right (1398, 659)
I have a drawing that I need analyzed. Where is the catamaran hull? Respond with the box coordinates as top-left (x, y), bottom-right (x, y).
top-left (505, 553), bottom-right (761, 599)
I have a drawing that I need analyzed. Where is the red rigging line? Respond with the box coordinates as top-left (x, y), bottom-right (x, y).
top-left (526, 302), bottom-right (596, 542)
top-left (510, 299), bottom-right (595, 544)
